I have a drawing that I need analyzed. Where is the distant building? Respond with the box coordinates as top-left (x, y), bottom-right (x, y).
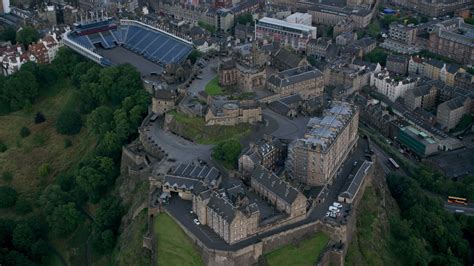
top-left (408, 56), bottom-right (424, 75)
top-left (307, 4), bottom-right (374, 28)
top-left (398, 126), bottom-right (438, 157)
top-left (390, 0), bottom-right (472, 17)
top-left (436, 96), bottom-right (472, 131)
top-left (255, 17), bottom-right (317, 52)
top-left (325, 59), bottom-right (377, 94)
top-left (454, 72), bottom-right (474, 90)
top-left (306, 37), bottom-right (334, 58)
top-left (286, 102), bottom-right (359, 186)
top-left (205, 97), bottom-right (262, 126)
top-left (267, 65), bottom-right (324, 100)
top-left (428, 18), bottom-right (474, 65)
top-left (380, 23), bottom-right (421, 54)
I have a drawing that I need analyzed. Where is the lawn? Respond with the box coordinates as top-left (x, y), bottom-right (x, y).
top-left (154, 213), bottom-right (203, 266)
top-left (265, 233), bottom-right (329, 266)
top-left (169, 111), bottom-right (251, 144)
top-left (204, 77), bottom-right (223, 96)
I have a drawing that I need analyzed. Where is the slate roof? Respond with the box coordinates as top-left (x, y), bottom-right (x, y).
top-left (408, 84), bottom-right (432, 97)
top-left (441, 96), bottom-right (469, 111)
top-left (164, 163), bottom-right (220, 189)
top-left (208, 192), bottom-right (236, 223)
top-left (339, 161), bottom-right (372, 200)
top-left (273, 48), bottom-right (306, 69)
top-left (267, 65), bottom-right (323, 88)
top-left (251, 165), bottom-right (301, 205)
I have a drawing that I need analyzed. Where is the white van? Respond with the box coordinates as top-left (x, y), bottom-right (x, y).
top-left (329, 206), bottom-right (339, 212)
top-left (333, 202), bottom-right (343, 208)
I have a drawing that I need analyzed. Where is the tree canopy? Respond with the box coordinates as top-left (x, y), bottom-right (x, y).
top-left (212, 139), bottom-right (242, 168)
top-left (0, 186), bottom-right (18, 208)
top-left (56, 109), bottom-right (83, 135)
top-left (16, 26), bottom-right (39, 48)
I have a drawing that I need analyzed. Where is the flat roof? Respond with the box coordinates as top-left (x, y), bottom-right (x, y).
top-left (258, 17), bottom-right (316, 32)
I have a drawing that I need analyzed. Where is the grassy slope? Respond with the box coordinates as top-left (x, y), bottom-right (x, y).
top-left (265, 233), bottom-right (329, 266)
top-left (0, 80), bottom-right (97, 264)
top-left (116, 209), bottom-right (150, 266)
top-left (170, 111), bottom-right (251, 144)
top-left (204, 77), bottom-right (223, 96)
top-left (154, 213), bottom-right (203, 266)
top-left (345, 184), bottom-right (401, 266)
top-left (0, 79), bottom-right (96, 215)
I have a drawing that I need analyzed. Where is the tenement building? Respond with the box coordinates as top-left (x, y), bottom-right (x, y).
top-left (251, 165), bottom-right (307, 218)
top-left (205, 97), bottom-right (262, 126)
top-left (255, 17), bottom-right (317, 52)
top-left (266, 65), bottom-right (324, 100)
top-left (370, 70), bottom-right (418, 102)
top-left (403, 83), bottom-right (438, 111)
top-left (390, 0), bottom-right (472, 17)
top-left (239, 137), bottom-right (286, 174)
top-left (437, 96), bottom-right (472, 131)
top-left (192, 185), bottom-right (260, 244)
top-left (286, 102), bottom-right (359, 186)
top-left (428, 18), bottom-right (474, 65)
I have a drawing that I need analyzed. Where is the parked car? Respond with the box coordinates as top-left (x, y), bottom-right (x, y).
top-left (329, 206), bottom-right (339, 212)
top-left (333, 202), bottom-right (343, 208)
top-left (193, 219), bottom-right (200, 225)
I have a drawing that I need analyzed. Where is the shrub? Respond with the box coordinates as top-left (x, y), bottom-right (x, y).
top-left (0, 186), bottom-right (18, 208)
top-left (56, 109), bottom-right (82, 135)
top-left (64, 138), bottom-right (72, 148)
top-left (2, 171), bottom-right (13, 182)
top-left (20, 127), bottom-right (30, 138)
top-left (32, 133), bottom-right (49, 146)
top-left (38, 163), bottom-right (51, 178)
top-left (34, 112), bottom-right (46, 124)
top-left (0, 140), bottom-right (6, 153)
top-left (15, 197), bottom-right (32, 214)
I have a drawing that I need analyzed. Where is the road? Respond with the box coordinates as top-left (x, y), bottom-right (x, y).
top-left (187, 58), bottom-right (219, 94)
top-left (444, 203), bottom-right (474, 216)
top-left (145, 119), bottom-right (213, 163)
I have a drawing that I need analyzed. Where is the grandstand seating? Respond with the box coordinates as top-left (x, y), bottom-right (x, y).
top-left (65, 20), bottom-right (193, 67)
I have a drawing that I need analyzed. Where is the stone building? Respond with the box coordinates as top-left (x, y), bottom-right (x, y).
top-left (408, 56), bottom-right (424, 75)
top-left (380, 23), bottom-right (421, 54)
top-left (307, 4), bottom-right (374, 28)
top-left (440, 64), bottom-right (462, 87)
top-left (324, 59), bottom-right (377, 94)
top-left (386, 55), bottom-right (408, 76)
top-left (404, 83), bottom-right (438, 111)
top-left (306, 37), bottom-right (335, 58)
top-left (218, 58), bottom-right (266, 92)
top-left (286, 102), bottom-right (359, 186)
top-left (437, 96), bottom-right (472, 131)
top-left (251, 165), bottom-right (307, 218)
top-left (341, 37), bottom-right (376, 59)
top-left (267, 65), bottom-right (324, 100)
top-left (193, 185), bottom-right (260, 244)
top-left (205, 97), bottom-right (262, 126)
top-left (454, 72), bottom-right (474, 90)
top-left (151, 88), bottom-right (179, 115)
top-left (428, 18), bottom-right (474, 65)
top-left (239, 136), bottom-right (286, 174)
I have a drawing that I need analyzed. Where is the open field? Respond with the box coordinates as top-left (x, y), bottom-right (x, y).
top-left (154, 212), bottom-right (203, 266)
top-left (265, 233), bottom-right (329, 266)
top-left (0, 80), bottom-right (96, 215)
top-left (169, 111), bottom-right (251, 144)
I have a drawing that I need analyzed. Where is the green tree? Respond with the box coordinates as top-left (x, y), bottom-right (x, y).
top-left (16, 26), bottom-right (39, 48)
top-left (0, 186), bottom-right (18, 208)
top-left (76, 166), bottom-right (109, 202)
top-left (56, 109), bottom-right (83, 135)
top-left (48, 202), bottom-right (82, 236)
top-left (212, 139), bottom-right (241, 168)
top-left (86, 106), bottom-right (114, 137)
top-left (364, 48), bottom-right (388, 66)
top-left (39, 185), bottom-right (69, 214)
top-left (2, 171), bottom-right (13, 182)
top-left (236, 13), bottom-right (253, 25)
top-left (464, 17), bottom-right (474, 25)
top-left (15, 197), bottom-right (32, 215)
top-left (12, 223), bottom-right (36, 251)
top-left (19, 127), bottom-right (30, 138)
top-left (0, 140), bottom-right (7, 152)
top-left (2, 69), bottom-right (39, 111)
top-left (0, 27), bottom-right (17, 43)
top-left (188, 50), bottom-right (202, 64)
top-left (95, 198), bottom-right (123, 232)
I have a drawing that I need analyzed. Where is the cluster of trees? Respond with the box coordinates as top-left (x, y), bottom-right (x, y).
top-left (0, 47), bottom-right (150, 262)
top-left (236, 13), bottom-right (254, 26)
top-left (212, 139), bottom-right (241, 169)
top-left (364, 48), bottom-right (388, 66)
top-left (0, 60), bottom-right (58, 114)
top-left (0, 26), bottom-right (39, 49)
top-left (388, 174), bottom-right (472, 265)
top-left (0, 217), bottom-right (50, 265)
